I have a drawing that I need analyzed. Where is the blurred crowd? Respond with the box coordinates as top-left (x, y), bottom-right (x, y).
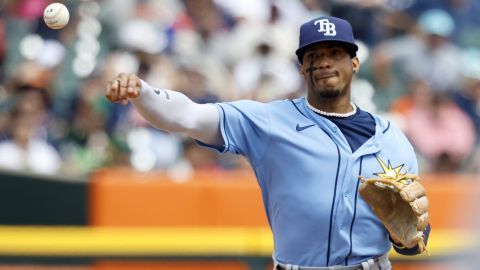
top-left (0, 0), bottom-right (479, 178)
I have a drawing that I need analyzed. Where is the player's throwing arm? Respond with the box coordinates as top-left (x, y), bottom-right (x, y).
top-left (105, 73), bottom-right (222, 146)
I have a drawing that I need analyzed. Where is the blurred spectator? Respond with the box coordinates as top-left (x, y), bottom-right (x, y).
top-left (214, 0), bottom-right (269, 23)
top-left (1, 1), bottom-right (478, 177)
top-left (372, 8), bottom-right (462, 111)
top-left (10, 61), bottom-right (55, 92)
top-left (453, 48), bottom-right (480, 142)
top-left (402, 80), bottom-right (476, 172)
top-left (447, 0), bottom-right (480, 48)
top-left (232, 39), bottom-right (301, 102)
top-left (126, 125), bottom-right (183, 172)
top-left (330, 0), bottom-right (379, 46)
top-left (228, 2), bottom-right (301, 101)
top-left (174, 59), bottom-right (221, 104)
top-left (406, 0), bottom-right (480, 47)
top-left (170, 0), bottom-right (235, 64)
top-left (0, 86), bottom-right (61, 175)
top-left (452, 48), bottom-right (480, 173)
top-left (390, 79), bottom-right (429, 118)
top-left (59, 76), bottom-right (115, 175)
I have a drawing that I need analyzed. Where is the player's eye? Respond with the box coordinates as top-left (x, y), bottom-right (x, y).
top-left (307, 53), bottom-right (317, 60)
top-left (331, 49), bottom-right (341, 55)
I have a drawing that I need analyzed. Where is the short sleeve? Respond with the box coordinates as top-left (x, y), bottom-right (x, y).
top-left (205, 100), bottom-right (270, 166)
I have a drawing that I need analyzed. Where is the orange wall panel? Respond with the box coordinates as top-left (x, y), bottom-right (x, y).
top-left (89, 168), bottom-right (268, 227)
top-left (90, 168), bottom-right (479, 229)
top-left (420, 174), bottom-right (480, 229)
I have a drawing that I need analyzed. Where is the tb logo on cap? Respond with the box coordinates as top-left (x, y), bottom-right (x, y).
top-left (314, 19), bottom-right (336, 36)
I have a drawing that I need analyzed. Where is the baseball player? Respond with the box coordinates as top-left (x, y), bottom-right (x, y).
top-left (106, 16), bottom-right (430, 270)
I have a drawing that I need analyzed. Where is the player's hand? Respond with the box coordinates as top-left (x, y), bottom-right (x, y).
top-left (106, 73), bottom-right (142, 105)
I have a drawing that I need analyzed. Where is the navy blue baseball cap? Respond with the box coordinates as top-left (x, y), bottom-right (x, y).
top-left (296, 16), bottom-right (358, 63)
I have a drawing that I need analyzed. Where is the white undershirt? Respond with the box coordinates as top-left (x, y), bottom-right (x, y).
top-left (130, 81), bottom-right (222, 146)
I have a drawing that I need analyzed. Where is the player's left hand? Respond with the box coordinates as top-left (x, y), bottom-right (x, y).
top-left (105, 73), bottom-right (142, 105)
top-left (359, 174), bottom-right (430, 254)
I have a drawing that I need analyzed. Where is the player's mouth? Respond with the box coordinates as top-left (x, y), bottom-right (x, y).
top-left (316, 72), bottom-right (338, 80)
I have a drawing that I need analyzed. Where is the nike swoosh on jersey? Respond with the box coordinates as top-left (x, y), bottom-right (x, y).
top-left (296, 124), bottom-right (315, 131)
top-left (153, 88), bottom-right (170, 99)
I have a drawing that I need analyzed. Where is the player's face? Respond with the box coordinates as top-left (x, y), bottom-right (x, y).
top-left (300, 42), bottom-right (359, 99)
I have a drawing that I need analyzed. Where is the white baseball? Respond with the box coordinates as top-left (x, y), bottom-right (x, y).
top-left (43, 3), bottom-right (70, 29)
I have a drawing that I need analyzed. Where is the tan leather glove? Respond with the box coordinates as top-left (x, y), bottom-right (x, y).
top-left (359, 174), bottom-right (429, 254)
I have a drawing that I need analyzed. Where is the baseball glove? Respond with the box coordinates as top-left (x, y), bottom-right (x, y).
top-left (359, 174), bottom-right (429, 254)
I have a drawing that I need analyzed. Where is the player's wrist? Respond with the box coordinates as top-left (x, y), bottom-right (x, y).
top-left (141, 79), bottom-right (149, 92)
top-left (137, 79), bottom-right (153, 98)
top-left (392, 241), bottom-right (405, 249)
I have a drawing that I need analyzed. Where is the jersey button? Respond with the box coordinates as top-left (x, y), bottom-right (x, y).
top-left (343, 192), bottom-right (349, 197)
top-left (339, 224), bottom-right (344, 230)
top-left (332, 126), bottom-right (338, 132)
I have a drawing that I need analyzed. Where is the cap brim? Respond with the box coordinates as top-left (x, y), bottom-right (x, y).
top-left (296, 40), bottom-right (358, 63)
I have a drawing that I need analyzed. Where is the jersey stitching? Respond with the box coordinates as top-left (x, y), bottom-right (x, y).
top-left (345, 156), bottom-right (363, 265)
top-left (382, 121), bottom-right (391, 134)
top-left (326, 135), bottom-right (341, 266)
top-left (290, 99), bottom-right (341, 266)
top-left (289, 99), bottom-right (310, 120)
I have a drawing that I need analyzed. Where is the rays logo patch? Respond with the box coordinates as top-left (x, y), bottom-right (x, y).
top-left (373, 156), bottom-right (406, 180)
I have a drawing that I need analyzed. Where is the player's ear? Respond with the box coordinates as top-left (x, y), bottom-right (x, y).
top-left (352, 56), bottom-right (360, 74)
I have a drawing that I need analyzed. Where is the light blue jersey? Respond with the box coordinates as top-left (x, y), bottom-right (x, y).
top-left (206, 97), bottom-right (418, 267)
